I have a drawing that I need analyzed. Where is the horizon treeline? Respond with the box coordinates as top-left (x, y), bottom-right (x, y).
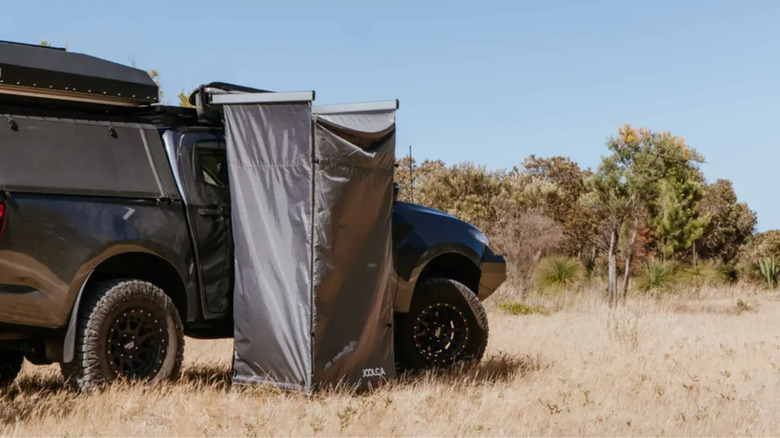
top-left (395, 125), bottom-right (776, 303)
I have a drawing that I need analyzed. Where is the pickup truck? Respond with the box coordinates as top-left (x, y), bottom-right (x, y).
top-left (0, 41), bottom-right (506, 388)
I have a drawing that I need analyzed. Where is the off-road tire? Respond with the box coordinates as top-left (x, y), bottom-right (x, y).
top-left (0, 351), bottom-right (24, 387)
top-left (61, 279), bottom-right (184, 389)
top-left (395, 277), bottom-right (489, 371)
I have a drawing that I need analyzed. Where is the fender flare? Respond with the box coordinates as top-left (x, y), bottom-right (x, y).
top-left (62, 269), bottom-right (94, 364)
top-left (394, 245), bottom-right (481, 314)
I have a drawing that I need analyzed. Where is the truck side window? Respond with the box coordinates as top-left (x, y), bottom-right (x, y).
top-left (195, 141), bottom-right (229, 188)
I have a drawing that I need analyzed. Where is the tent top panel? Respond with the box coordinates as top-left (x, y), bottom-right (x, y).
top-left (313, 100), bottom-right (399, 115)
top-left (210, 91), bottom-right (315, 105)
top-left (0, 40), bottom-right (159, 107)
top-left (210, 91), bottom-right (399, 115)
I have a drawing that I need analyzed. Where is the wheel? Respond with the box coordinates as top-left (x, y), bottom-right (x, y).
top-left (61, 279), bottom-right (184, 389)
top-left (0, 350), bottom-right (24, 387)
top-left (395, 277), bottom-right (489, 371)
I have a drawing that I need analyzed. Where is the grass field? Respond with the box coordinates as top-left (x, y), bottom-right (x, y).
top-left (2, 285), bottom-right (780, 436)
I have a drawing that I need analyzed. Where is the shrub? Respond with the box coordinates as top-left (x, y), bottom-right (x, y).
top-left (489, 211), bottom-right (564, 283)
top-left (533, 256), bottom-right (584, 294)
top-left (498, 302), bottom-right (550, 316)
top-left (716, 264), bottom-right (740, 284)
top-left (736, 230), bottom-right (780, 283)
top-left (637, 260), bottom-right (676, 293)
top-left (677, 262), bottom-right (725, 288)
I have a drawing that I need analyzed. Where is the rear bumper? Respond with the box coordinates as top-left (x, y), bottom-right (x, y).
top-left (478, 252), bottom-right (507, 300)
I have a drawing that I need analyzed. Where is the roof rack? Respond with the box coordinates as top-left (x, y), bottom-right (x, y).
top-left (0, 41), bottom-right (158, 108)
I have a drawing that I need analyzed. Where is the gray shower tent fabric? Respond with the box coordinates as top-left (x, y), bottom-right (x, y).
top-left (225, 98), bottom-right (396, 392)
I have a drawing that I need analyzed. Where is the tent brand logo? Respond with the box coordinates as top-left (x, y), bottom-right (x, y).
top-left (362, 367), bottom-right (386, 378)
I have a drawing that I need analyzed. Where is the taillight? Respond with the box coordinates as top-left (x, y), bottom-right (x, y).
top-left (0, 199), bottom-right (6, 239)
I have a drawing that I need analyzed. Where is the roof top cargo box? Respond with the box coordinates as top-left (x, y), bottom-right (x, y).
top-left (0, 41), bottom-right (158, 107)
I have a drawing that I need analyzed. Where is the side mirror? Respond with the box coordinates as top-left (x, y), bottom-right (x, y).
top-left (393, 182), bottom-right (400, 202)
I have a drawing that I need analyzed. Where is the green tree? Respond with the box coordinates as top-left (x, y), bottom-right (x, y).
top-left (648, 173), bottom-right (709, 260)
top-left (584, 125), bottom-right (703, 306)
top-left (696, 179), bottom-right (756, 263)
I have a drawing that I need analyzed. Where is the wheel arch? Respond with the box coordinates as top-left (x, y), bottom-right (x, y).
top-left (63, 252), bottom-right (188, 363)
top-left (394, 250), bottom-right (481, 314)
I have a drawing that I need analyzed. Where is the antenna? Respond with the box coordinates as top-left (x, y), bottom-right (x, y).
top-left (409, 145), bottom-right (414, 204)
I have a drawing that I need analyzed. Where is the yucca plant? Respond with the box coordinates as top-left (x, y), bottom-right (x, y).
top-left (534, 256), bottom-right (584, 294)
top-left (638, 260), bottom-right (676, 293)
top-left (716, 264), bottom-right (740, 285)
top-left (758, 257), bottom-right (780, 290)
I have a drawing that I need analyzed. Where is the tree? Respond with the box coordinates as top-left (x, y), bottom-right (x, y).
top-left (148, 69), bottom-right (163, 102)
top-left (179, 89), bottom-right (195, 108)
top-left (584, 125), bottom-right (703, 306)
top-left (584, 154), bottom-right (637, 306)
top-left (393, 156), bottom-right (446, 205)
top-left (697, 179), bottom-right (757, 262)
top-left (39, 40), bottom-right (67, 50)
top-left (648, 172), bottom-right (709, 260)
top-left (490, 167), bottom-right (564, 294)
top-left (524, 155), bottom-right (599, 256)
top-left (412, 161), bottom-right (505, 233)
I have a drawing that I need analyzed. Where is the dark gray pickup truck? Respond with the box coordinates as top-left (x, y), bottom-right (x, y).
top-left (0, 41), bottom-right (505, 388)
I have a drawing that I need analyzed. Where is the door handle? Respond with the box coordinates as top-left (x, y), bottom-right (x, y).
top-left (198, 206), bottom-right (224, 217)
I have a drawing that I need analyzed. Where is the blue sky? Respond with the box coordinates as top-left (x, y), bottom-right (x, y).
top-left (3, 1), bottom-right (779, 229)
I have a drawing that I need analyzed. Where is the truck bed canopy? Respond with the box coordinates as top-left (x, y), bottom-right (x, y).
top-left (0, 116), bottom-right (179, 199)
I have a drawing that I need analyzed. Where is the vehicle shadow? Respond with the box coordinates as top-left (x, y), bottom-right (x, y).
top-left (0, 374), bottom-right (74, 424)
top-left (0, 353), bottom-right (545, 413)
top-left (180, 364), bottom-right (232, 390)
top-left (394, 352), bottom-right (547, 387)
top-left (178, 352), bottom-right (547, 392)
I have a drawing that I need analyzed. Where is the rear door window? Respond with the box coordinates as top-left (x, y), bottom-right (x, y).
top-left (195, 141), bottom-right (229, 188)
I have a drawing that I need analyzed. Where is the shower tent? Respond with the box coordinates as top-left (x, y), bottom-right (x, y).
top-left (219, 91), bottom-right (397, 392)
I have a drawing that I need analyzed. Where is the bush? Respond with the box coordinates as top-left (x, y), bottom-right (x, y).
top-left (736, 231), bottom-right (780, 284)
top-left (637, 260), bottom-right (676, 293)
top-left (716, 264), bottom-right (740, 284)
top-left (498, 302), bottom-right (550, 316)
top-left (677, 262), bottom-right (725, 288)
top-left (532, 256), bottom-right (584, 294)
top-left (489, 211), bottom-right (564, 289)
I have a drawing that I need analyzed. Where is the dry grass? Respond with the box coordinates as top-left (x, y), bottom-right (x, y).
top-left (3, 285), bottom-right (780, 436)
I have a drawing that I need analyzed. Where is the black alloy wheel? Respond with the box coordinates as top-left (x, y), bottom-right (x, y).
top-left (395, 277), bottom-right (489, 371)
top-left (107, 307), bottom-right (168, 379)
top-left (412, 302), bottom-right (470, 365)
